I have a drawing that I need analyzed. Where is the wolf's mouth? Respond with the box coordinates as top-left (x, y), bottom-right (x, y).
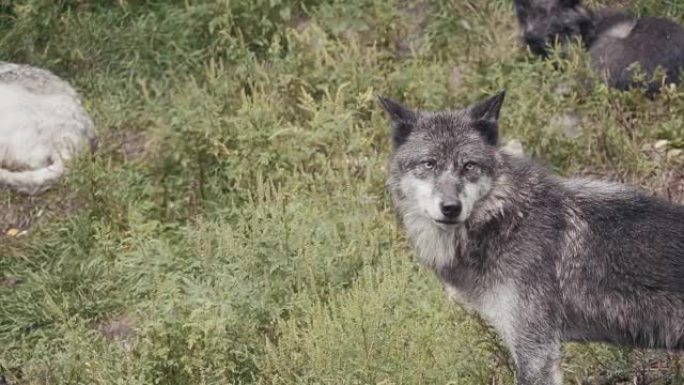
top-left (434, 219), bottom-right (458, 225)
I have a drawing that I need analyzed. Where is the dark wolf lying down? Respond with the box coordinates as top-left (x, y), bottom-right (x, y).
top-left (514, 0), bottom-right (684, 94)
top-left (380, 91), bottom-right (684, 385)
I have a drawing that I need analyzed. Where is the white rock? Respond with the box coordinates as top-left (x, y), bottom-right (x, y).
top-left (501, 139), bottom-right (525, 156)
top-left (654, 139), bottom-right (670, 151)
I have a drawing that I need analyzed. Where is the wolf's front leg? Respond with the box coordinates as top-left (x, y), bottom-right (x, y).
top-left (512, 339), bottom-right (562, 385)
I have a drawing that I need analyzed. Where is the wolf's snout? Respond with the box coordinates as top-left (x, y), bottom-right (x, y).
top-left (439, 201), bottom-right (462, 219)
top-left (525, 35), bottom-right (546, 53)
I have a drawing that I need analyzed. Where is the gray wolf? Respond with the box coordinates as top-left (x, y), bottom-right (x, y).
top-left (0, 62), bottom-right (96, 194)
top-left (513, 0), bottom-right (684, 94)
top-left (380, 91), bottom-right (684, 385)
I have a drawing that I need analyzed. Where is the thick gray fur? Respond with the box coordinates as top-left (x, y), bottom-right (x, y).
top-left (0, 62), bottom-right (96, 150)
top-left (513, 0), bottom-right (684, 94)
top-left (381, 92), bottom-right (684, 385)
top-left (0, 62), bottom-right (96, 194)
top-left (0, 61), bottom-right (80, 97)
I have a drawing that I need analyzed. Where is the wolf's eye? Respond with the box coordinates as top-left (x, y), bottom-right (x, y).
top-left (423, 160), bottom-right (435, 170)
top-left (463, 162), bottom-right (477, 172)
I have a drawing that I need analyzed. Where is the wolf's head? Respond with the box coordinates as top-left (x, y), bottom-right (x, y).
top-left (380, 92), bottom-right (506, 228)
top-left (513, 0), bottom-right (593, 57)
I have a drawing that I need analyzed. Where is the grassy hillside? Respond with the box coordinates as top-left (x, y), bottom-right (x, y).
top-left (2, 0), bottom-right (684, 384)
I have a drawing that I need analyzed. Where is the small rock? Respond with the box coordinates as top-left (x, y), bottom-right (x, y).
top-left (654, 139), bottom-right (670, 151)
top-left (667, 149), bottom-right (683, 160)
top-left (501, 139), bottom-right (525, 156)
top-left (5, 228), bottom-right (27, 237)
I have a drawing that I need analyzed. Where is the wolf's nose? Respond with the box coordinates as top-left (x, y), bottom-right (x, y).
top-left (524, 35), bottom-right (548, 56)
top-left (440, 202), bottom-right (462, 218)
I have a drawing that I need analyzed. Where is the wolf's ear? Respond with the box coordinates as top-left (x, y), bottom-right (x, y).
top-left (467, 90), bottom-right (505, 146)
top-left (378, 96), bottom-right (417, 148)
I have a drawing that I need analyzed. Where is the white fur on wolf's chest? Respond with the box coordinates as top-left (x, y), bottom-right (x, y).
top-left (445, 281), bottom-right (519, 349)
top-left (0, 83), bottom-right (89, 171)
top-left (402, 212), bottom-right (458, 269)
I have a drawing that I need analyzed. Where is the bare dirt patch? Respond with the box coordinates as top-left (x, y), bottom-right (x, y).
top-left (115, 128), bottom-right (147, 162)
top-left (98, 315), bottom-right (137, 352)
top-left (0, 187), bottom-right (83, 237)
top-left (99, 125), bottom-right (148, 162)
top-left (0, 192), bottom-right (47, 235)
top-left (0, 276), bottom-right (22, 289)
top-left (99, 316), bottom-right (136, 341)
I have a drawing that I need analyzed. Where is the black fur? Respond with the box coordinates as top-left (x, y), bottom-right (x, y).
top-left (378, 97), bottom-right (417, 148)
top-left (514, 0), bottom-right (684, 93)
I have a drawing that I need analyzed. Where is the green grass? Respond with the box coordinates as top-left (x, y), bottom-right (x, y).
top-left (2, 0), bottom-right (684, 384)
